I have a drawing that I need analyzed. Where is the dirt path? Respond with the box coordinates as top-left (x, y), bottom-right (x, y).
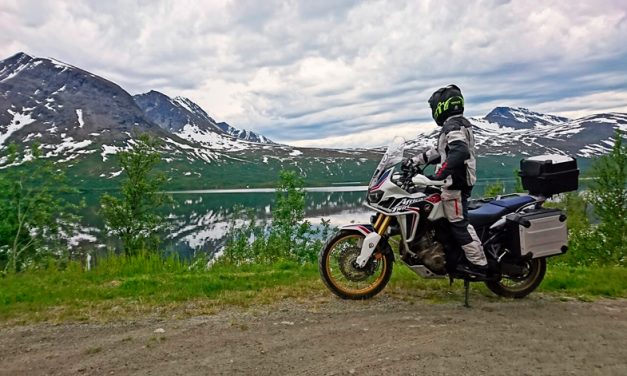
top-left (0, 295), bottom-right (625, 375)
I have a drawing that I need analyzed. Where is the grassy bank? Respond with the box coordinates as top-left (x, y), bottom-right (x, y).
top-left (1, 255), bottom-right (625, 326)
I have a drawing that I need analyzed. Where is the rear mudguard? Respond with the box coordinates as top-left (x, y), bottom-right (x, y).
top-left (340, 224), bottom-right (395, 265)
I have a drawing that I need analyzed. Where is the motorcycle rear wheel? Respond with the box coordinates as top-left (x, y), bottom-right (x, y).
top-left (319, 230), bottom-right (393, 300)
top-left (485, 258), bottom-right (546, 299)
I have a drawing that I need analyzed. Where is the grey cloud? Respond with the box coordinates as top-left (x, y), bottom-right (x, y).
top-left (8, 0), bottom-right (55, 27)
top-left (227, 0), bottom-right (284, 31)
top-left (296, 0), bottom-right (359, 19)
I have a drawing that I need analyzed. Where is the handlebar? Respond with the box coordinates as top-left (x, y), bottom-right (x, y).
top-left (411, 174), bottom-right (445, 187)
top-left (397, 163), bottom-right (421, 190)
top-left (400, 160), bottom-right (423, 177)
top-left (396, 158), bottom-right (444, 191)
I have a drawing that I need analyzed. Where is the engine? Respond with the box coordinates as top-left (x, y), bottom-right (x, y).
top-left (409, 231), bottom-right (446, 274)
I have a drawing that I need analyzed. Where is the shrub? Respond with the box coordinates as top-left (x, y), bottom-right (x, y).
top-left (100, 134), bottom-right (169, 256)
top-left (586, 130), bottom-right (626, 265)
top-left (550, 131), bottom-right (626, 266)
top-left (0, 143), bottom-right (81, 273)
top-left (219, 170), bottom-right (331, 265)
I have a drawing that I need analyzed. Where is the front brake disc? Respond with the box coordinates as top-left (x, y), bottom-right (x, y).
top-left (338, 247), bottom-right (377, 282)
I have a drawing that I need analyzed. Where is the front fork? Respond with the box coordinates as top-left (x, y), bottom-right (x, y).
top-left (355, 214), bottom-right (391, 268)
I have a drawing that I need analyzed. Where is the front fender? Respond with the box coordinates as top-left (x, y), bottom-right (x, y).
top-left (340, 224), bottom-right (395, 262)
top-left (341, 224), bottom-right (375, 236)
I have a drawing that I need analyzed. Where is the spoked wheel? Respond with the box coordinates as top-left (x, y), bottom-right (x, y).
top-left (485, 258), bottom-right (547, 299)
top-left (319, 230), bottom-right (393, 300)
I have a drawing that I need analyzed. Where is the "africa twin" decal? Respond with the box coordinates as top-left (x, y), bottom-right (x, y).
top-left (391, 197), bottom-right (421, 212)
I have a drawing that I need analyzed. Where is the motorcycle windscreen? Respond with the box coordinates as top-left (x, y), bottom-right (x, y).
top-left (369, 136), bottom-right (405, 188)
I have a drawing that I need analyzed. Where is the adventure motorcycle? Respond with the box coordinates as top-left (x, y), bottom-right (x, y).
top-left (318, 137), bottom-right (579, 305)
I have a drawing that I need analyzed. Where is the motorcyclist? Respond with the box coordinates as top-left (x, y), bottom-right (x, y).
top-left (405, 84), bottom-right (488, 276)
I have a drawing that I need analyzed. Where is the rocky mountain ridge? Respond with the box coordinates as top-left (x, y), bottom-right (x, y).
top-left (408, 107), bottom-right (626, 158)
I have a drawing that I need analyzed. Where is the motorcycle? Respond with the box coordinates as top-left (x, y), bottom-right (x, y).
top-left (318, 137), bottom-right (577, 305)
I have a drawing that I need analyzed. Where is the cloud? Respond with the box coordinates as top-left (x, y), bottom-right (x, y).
top-left (287, 121), bottom-right (436, 149)
top-left (1, 0), bottom-right (627, 147)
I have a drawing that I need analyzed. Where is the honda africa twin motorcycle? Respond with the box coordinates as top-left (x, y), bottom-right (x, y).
top-left (319, 137), bottom-right (578, 304)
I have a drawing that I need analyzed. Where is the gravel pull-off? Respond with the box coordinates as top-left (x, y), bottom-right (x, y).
top-left (0, 296), bottom-right (625, 375)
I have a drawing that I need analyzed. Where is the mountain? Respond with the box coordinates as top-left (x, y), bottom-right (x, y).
top-left (0, 52), bottom-right (170, 160)
top-left (133, 90), bottom-right (223, 133)
top-left (484, 107), bottom-right (569, 129)
top-left (133, 90), bottom-right (273, 148)
top-left (0, 52), bottom-right (273, 155)
top-left (0, 52), bottom-right (379, 188)
top-left (408, 107), bottom-right (627, 158)
top-left (216, 121), bottom-right (273, 144)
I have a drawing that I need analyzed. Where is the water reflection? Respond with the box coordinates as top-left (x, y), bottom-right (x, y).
top-left (70, 188), bottom-right (367, 258)
top-left (162, 189), bottom-right (373, 258)
top-left (74, 180), bottom-right (515, 258)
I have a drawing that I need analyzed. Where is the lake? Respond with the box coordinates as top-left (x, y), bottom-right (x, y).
top-left (73, 180), bottom-right (520, 258)
top-left (74, 187), bottom-right (372, 258)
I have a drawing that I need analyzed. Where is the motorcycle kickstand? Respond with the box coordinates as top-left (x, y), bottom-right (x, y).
top-left (463, 280), bottom-right (470, 308)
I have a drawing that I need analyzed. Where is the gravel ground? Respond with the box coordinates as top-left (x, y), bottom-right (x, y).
top-left (0, 295), bottom-right (625, 375)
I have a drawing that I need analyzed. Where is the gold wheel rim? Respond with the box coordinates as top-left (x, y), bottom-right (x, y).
top-left (499, 259), bottom-right (541, 292)
top-left (325, 234), bottom-right (387, 295)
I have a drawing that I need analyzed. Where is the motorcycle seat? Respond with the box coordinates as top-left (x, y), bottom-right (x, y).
top-left (490, 195), bottom-right (535, 211)
top-left (468, 203), bottom-right (508, 228)
top-left (468, 196), bottom-right (535, 228)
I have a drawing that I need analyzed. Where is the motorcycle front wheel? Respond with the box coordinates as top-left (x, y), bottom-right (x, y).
top-left (318, 230), bottom-right (393, 300)
top-left (485, 258), bottom-right (547, 299)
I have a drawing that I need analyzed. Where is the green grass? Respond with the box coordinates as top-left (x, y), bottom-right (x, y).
top-left (0, 255), bottom-right (321, 324)
top-left (0, 254), bottom-right (625, 325)
top-left (541, 265), bottom-right (627, 297)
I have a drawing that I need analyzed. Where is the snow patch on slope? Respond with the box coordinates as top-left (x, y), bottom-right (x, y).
top-left (0, 109), bottom-right (36, 147)
top-left (0, 62), bottom-right (30, 82)
top-left (47, 57), bottom-right (75, 70)
top-left (45, 137), bottom-right (93, 157)
top-left (101, 145), bottom-right (122, 162)
top-left (76, 109), bottom-right (85, 128)
top-left (173, 97), bottom-right (194, 113)
top-left (176, 124), bottom-right (249, 151)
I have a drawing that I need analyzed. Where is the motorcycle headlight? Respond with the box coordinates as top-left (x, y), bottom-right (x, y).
top-left (368, 190), bottom-right (384, 203)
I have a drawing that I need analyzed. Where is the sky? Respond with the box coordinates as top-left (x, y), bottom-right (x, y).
top-left (1, 0), bottom-right (627, 148)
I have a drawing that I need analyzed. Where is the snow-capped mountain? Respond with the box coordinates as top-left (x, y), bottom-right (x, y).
top-left (0, 52), bottom-right (169, 162)
top-left (408, 107), bottom-right (627, 158)
top-left (0, 52), bottom-right (276, 162)
top-left (0, 52), bottom-right (378, 187)
top-left (133, 90), bottom-right (223, 133)
top-left (484, 107), bottom-right (570, 129)
top-left (216, 121), bottom-right (273, 144)
top-left (133, 90), bottom-right (273, 149)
